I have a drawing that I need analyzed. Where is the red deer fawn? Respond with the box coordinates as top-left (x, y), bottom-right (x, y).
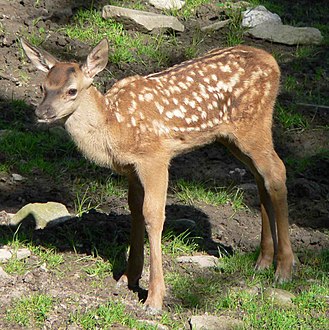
top-left (21, 38), bottom-right (294, 311)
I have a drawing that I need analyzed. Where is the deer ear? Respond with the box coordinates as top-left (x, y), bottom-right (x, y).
top-left (21, 39), bottom-right (58, 73)
top-left (82, 39), bottom-right (109, 79)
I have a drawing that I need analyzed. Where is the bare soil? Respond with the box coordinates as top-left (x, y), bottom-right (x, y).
top-left (0, 0), bottom-right (328, 329)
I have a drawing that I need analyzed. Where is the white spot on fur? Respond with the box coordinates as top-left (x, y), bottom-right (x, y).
top-left (189, 100), bottom-right (196, 108)
top-left (211, 74), bottom-right (218, 82)
top-left (144, 93), bottom-right (154, 102)
top-left (201, 111), bottom-right (207, 119)
top-left (186, 118), bottom-right (192, 124)
top-left (204, 77), bottom-right (210, 84)
top-left (201, 123), bottom-right (207, 129)
top-left (173, 109), bottom-right (184, 118)
top-left (162, 98), bottom-right (170, 105)
top-left (213, 118), bottom-right (220, 125)
top-left (173, 98), bottom-right (179, 105)
top-left (131, 116), bottom-right (137, 127)
top-left (155, 101), bottom-right (164, 114)
top-left (186, 76), bottom-right (194, 82)
top-left (180, 105), bottom-right (187, 113)
top-left (129, 91), bottom-right (136, 98)
top-left (220, 65), bottom-right (231, 72)
top-left (178, 81), bottom-right (188, 90)
top-left (115, 112), bottom-right (124, 123)
top-left (207, 120), bottom-right (214, 128)
top-left (138, 94), bottom-right (145, 102)
top-left (166, 111), bottom-right (173, 119)
top-left (191, 114), bottom-right (199, 122)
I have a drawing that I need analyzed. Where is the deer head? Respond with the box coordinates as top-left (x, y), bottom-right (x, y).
top-left (21, 39), bottom-right (109, 124)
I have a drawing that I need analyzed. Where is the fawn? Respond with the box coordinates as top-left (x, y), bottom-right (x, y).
top-left (21, 38), bottom-right (294, 311)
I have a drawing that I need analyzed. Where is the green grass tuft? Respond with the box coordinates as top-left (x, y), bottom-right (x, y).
top-left (6, 294), bottom-right (54, 327)
top-left (174, 179), bottom-right (245, 211)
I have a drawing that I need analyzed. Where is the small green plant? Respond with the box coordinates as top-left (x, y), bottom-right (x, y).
top-left (31, 245), bottom-right (64, 270)
top-left (161, 230), bottom-right (200, 256)
top-left (166, 0), bottom-right (211, 19)
top-left (276, 104), bottom-right (309, 131)
top-left (83, 258), bottom-right (113, 279)
top-left (174, 179), bottom-right (245, 211)
top-left (6, 294), bottom-right (54, 327)
top-left (74, 187), bottom-right (101, 216)
top-left (70, 300), bottom-right (158, 329)
top-left (224, 2), bottom-right (245, 46)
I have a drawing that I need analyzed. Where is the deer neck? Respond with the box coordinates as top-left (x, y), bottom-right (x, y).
top-left (64, 86), bottom-right (117, 168)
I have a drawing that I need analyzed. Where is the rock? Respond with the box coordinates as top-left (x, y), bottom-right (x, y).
top-left (102, 5), bottom-right (184, 33)
top-left (16, 248), bottom-right (31, 260)
top-left (176, 255), bottom-right (219, 268)
top-left (264, 288), bottom-right (296, 307)
top-left (0, 248), bottom-right (12, 262)
top-left (0, 266), bottom-right (14, 284)
top-left (12, 173), bottom-right (26, 182)
top-left (242, 5), bottom-right (282, 28)
top-left (190, 315), bottom-right (244, 330)
top-left (201, 19), bottom-right (231, 32)
top-left (10, 202), bottom-right (72, 229)
top-left (149, 0), bottom-right (185, 10)
top-left (245, 22), bottom-right (323, 45)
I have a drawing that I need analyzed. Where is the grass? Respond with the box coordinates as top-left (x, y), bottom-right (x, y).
top-left (167, 250), bottom-right (329, 329)
top-left (6, 294), bottom-right (54, 327)
top-left (0, 129), bottom-right (84, 176)
top-left (63, 9), bottom-right (173, 67)
top-left (70, 299), bottom-right (165, 329)
top-left (276, 103), bottom-right (309, 131)
top-left (161, 230), bottom-right (200, 256)
top-left (174, 179), bottom-right (245, 211)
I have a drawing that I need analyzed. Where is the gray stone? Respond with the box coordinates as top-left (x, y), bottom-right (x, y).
top-left (264, 288), bottom-right (296, 307)
top-left (0, 266), bottom-right (14, 283)
top-left (201, 19), bottom-right (231, 32)
top-left (245, 22), bottom-right (323, 45)
top-left (0, 248), bottom-right (12, 262)
top-left (12, 173), bottom-right (26, 182)
top-left (10, 202), bottom-right (72, 229)
top-left (149, 0), bottom-right (185, 10)
top-left (176, 255), bottom-right (219, 268)
top-left (16, 248), bottom-right (32, 260)
top-left (242, 5), bottom-right (282, 28)
top-left (102, 5), bottom-right (184, 33)
top-left (190, 315), bottom-right (244, 330)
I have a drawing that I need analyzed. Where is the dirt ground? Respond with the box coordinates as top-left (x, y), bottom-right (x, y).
top-left (0, 0), bottom-right (328, 328)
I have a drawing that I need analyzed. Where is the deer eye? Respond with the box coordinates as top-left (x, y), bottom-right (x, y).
top-left (67, 88), bottom-right (77, 97)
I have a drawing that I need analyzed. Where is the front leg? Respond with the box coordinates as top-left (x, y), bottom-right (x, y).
top-left (137, 160), bottom-right (169, 312)
top-left (118, 173), bottom-right (145, 288)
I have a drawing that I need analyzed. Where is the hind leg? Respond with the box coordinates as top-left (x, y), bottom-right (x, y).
top-left (223, 139), bottom-right (294, 280)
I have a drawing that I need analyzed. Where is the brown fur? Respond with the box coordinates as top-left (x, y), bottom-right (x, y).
top-left (21, 38), bottom-right (295, 312)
